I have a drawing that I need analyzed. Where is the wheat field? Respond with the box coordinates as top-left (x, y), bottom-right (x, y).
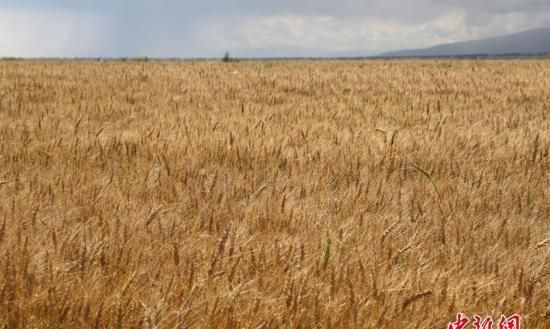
top-left (0, 60), bottom-right (548, 328)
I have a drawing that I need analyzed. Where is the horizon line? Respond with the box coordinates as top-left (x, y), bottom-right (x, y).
top-left (2, 53), bottom-right (550, 61)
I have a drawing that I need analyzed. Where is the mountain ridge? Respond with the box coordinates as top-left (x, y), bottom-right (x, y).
top-left (380, 27), bottom-right (550, 57)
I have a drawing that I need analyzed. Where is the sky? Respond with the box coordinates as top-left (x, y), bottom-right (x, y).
top-left (1, 0), bottom-right (550, 58)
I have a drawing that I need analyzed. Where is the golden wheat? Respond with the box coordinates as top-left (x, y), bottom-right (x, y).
top-left (0, 59), bottom-right (548, 328)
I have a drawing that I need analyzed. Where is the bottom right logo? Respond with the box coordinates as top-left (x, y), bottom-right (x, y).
top-left (448, 313), bottom-right (522, 329)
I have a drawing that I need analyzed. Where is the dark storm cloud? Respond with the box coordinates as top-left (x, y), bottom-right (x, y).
top-left (5, 0), bottom-right (548, 20)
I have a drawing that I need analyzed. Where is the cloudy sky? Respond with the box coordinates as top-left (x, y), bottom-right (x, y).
top-left (1, 0), bottom-right (550, 58)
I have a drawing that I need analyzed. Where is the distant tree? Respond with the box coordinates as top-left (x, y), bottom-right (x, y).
top-left (222, 51), bottom-right (231, 63)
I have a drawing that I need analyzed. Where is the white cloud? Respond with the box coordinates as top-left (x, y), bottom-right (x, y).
top-left (467, 10), bottom-right (550, 37)
top-left (0, 8), bottom-right (111, 58)
top-left (195, 12), bottom-right (471, 56)
top-left (192, 6), bottom-right (550, 57)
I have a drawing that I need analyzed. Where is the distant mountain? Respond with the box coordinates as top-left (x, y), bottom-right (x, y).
top-left (380, 27), bottom-right (550, 57)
